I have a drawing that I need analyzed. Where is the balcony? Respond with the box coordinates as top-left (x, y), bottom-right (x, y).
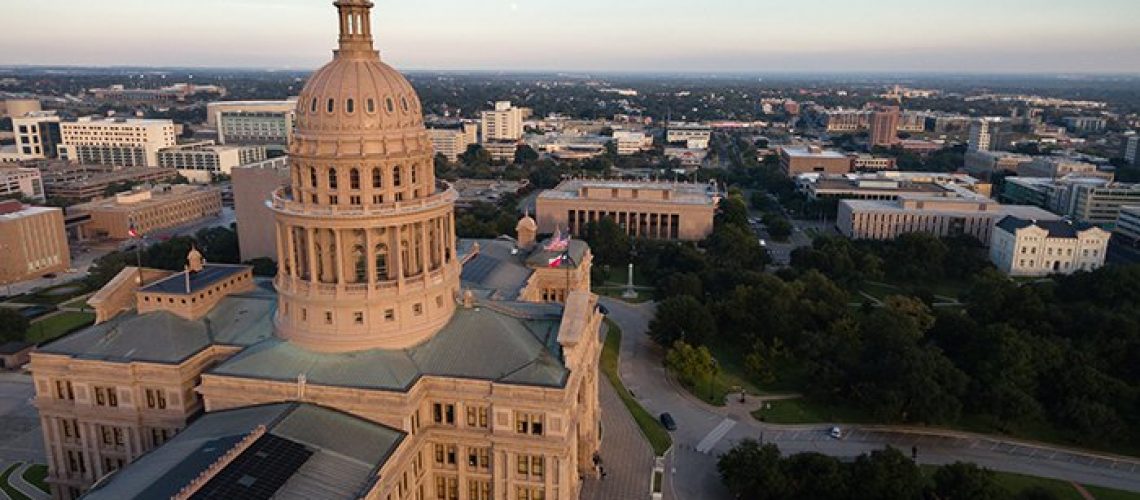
top-left (269, 182), bottom-right (457, 218)
top-left (274, 268), bottom-right (448, 298)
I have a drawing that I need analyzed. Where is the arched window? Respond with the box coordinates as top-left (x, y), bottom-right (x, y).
top-left (375, 244), bottom-right (389, 281)
top-left (372, 168), bottom-right (382, 188)
top-left (353, 245), bottom-right (366, 283)
top-left (393, 166), bottom-right (402, 187)
top-left (350, 168), bottom-right (361, 190)
top-left (401, 96), bottom-right (409, 111)
top-left (310, 98), bottom-right (318, 113)
top-left (328, 168), bottom-right (338, 190)
top-left (346, 98), bottom-right (355, 114)
top-left (411, 165), bottom-right (418, 184)
top-left (327, 98), bottom-right (335, 113)
top-left (367, 98), bottom-right (376, 113)
top-left (309, 167), bottom-right (318, 189)
top-left (386, 98), bottom-right (395, 113)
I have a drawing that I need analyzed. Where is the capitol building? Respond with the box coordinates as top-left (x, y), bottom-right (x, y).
top-left (28, 1), bottom-right (603, 498)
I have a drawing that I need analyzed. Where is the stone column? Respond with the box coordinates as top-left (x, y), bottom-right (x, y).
top-left (307, 227), bottom-right (318, 284)
top-left (419, 222), bottom-right (430, 277)
top-left (365, 229), bottom-right (376, 295)
top-left (334, 229), bottom-right (346, 286)
top-left (286, 225), bottom-right (297, 279)
top-left (275, 223), bottom-right (287, 276)
top-left (394, 224), bottom-right (405, 290)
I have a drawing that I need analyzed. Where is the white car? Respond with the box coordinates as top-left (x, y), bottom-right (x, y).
top-left (829, 426), bottom-right (843, 439)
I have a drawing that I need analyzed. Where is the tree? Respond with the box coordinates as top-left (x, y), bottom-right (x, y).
top-left (0, 308), bottom-right (30, 343)
top-left (245, 258), bottom-right (277, 277)
top-left (648, 295), bottom-right (716, 346)
top-left (716, 440), bottom-right (789, 500)
top-left (763, 213), bottom-right (793, 241)
top-left (665, 341), bottom-right (717, 390)
top-left (514, 144), bottom-right (539, 165)
top-left (582, 217), bottom-right (630, 267)
top-left (195, 226), bottom-right (240, 264)
top-left (846, 447), bottom-right (925, 500)
top-left (459, 144), bottom-right (492, 167)
top-left (433, 153), bottom-right (454, 180)
top-left (715, 195), bottom-right (750, 229)
top-left (931, 462), bottom-right (1007, 500)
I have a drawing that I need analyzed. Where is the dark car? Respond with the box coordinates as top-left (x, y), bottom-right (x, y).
top-left (660, 412), bottom-right (677, 431)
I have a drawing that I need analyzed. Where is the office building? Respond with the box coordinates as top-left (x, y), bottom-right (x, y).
top-left (12, 112), bottom-right (63, 160)
top-left (427, 122), bottom-right (478, 162)
top-left (0, 200), bottom-right (69, 285)
top-left (969, 118), bottom-right (1001, 152)
top-left (89, 83), bottom-right (225, 103)
top-left (851, 155), bottom-right (897, 172)
top-left (58, 117), bottom-right (177, 168)
top-left (0, 167), bottom-right (45, 201)
top-left (537, 179), bottom-right (719, 241)
top-left (1114, 206), bottom-right (1140, 243)
top-left (157, 142), bottom-right (267, 183)
top-left (1019, 156), bottom-right (1105, 179)
top-left (231, 156), bottom-right (290, 262)
top-left (30, 5), bottom-right (602, 498)
top-left (71, 185), bottom-right (223, 239)
top-left (1123, 134), bottom-right (1138, 166)
top-left (208, 100), bottom-right (297, 147)
top-left (612, 131), bottom-right (654, 155)
top-left (481, 101), bottom-right (524, 142)
top-left (1001, 176), bottom-right (1140, 226)
top-left (1063, 116), bottom-right (1108, 134)
top-left (964, 150), bottom-right (1034, 178)
top-left (483, 139), bottom-right (520, 162)
top-left (39, 164), bottom-right (178, 203)
top-left (824, 109), bottom-right (869, 133)
top-left (779, 145), bottom-right (852, 176)
top-left (869, 106), bottom-right (901, 148)
top-left (666, 122), bottom-right (712, 149)
top-left (898, 111), bottom-right (929, 133)
top-left (990, 217), bottom-right (1110, 277)
top-left (837, 195), bottom-right (1059, 244)
top-left (800, 171), bottom-right (989, 202)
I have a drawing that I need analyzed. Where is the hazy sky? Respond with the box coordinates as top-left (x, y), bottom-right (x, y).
top-left (4, 0), bottom-right (1140, 73)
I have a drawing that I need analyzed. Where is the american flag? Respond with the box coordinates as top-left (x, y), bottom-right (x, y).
top-left (128, 221), bottom-right (141, 239)
top-left (544, 228), bottom-right (570, 252)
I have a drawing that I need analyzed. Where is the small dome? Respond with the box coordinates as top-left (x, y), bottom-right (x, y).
top-left (517, 214), bottom-right (538, 231)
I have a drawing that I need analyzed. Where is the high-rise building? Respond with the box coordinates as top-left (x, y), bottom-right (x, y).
top-left (232, 156), bottom-right (290, 262)
top-left (969, 118), bottom-right (1000, 152)
top-left (58, 117), bottom-right (177, 167)
top-left (30, 4), bottom-right (603, 499)
top-left (157, 142), bottom-right (267, 183)
top-left (1125, 134), bottom-right (1139, 166)
top-left (0, 200), bottom-right (69, 285)
top-left (12, 111), bottom-right (63, 160)
top-left (869, 106), bottom-right (901, 148)
top-left (481, 101), bottom-right (524, 142)
top-left (208, 99), bottom-right (298, 148)
top-left (427, 122), bottom-right (479, 161)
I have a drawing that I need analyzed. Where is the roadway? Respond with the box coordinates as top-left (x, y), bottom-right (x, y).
top-left (599, 297), bottom-right (1140, 499)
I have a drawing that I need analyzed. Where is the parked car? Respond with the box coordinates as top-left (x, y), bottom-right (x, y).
top-left (829, 426), bottom-right (843, 439)
top-left (660, 413), bottom-right (677, 431)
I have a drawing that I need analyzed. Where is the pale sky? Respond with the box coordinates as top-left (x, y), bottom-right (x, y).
top-left (3, 0), bottom-right (1140, 73)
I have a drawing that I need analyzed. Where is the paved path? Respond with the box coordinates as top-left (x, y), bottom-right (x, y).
top-left (0, 373), bottom-right (44, 466)
top-left (598, 297), bottom-right (1140, 499)
top-left (582, 357), bottom-right (656, 500)
top-left (7, 463), bottom-right (49, 500)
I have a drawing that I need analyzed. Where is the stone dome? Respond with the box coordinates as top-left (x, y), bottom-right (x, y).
top-left (295, 57), bottom-right (425, 134)
top-left (517, 213), bottom-right (538, 232)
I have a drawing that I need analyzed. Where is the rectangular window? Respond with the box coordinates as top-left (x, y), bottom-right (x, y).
top-left (516, 412), bottom-right (544, 435)
top-left (55, 380), bottom-right (74, 400)
top-left (325, 311), bottom-right (334, 325)
top-left (94, 387), bottom-right (118, 407)
top-left (466, 406), bottom-right (489, 429)
top-left (145, 388), bottom-right (167, 409)
top-left (433, 403), bottom-right (455, 425)
top-left (354, 311), bottom-right (365, 325)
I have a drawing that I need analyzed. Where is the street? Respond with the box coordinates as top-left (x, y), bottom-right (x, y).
top-left (598, 297), bottom-right (1140, 499)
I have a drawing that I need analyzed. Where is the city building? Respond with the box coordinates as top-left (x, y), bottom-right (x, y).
top-left (990, 217), bottom-right (1110, 277)
top-left (799, 171), bottom-right (990, 202)
top-left (89, 83), bottom-right (225, 103)
top-left (837, 195), bottom-right (1059, 244)
top-left (612, 131), bottom-right (654, 155)
top-left (71, 185), bottom-right (223, 240)
top-left (851, 155), bottom-right (897, 172)
top-left (779, 145), bottom-right (852, 177)
top-left (481, 101), bottom-right (524, 142)
top-left (999, 175), bottom-right (1140, 226)
top-left (969, 118), bottom-right (1001, 152)
top-left (1019, 156), bottom-right (1106, 179)
top-left (208, 100), bottom-right (297, 148)
top-left (58, 117), bottom-right (177, 168)
top-left (30, 5), bottom-right (603, 499)
top-left (898, 111), bottom-right (929, 133)
top-left (427, 122), bottom-right (478, 162)
top-left (0, 200), bottom-right (69, 285)
top-left (453, 178), bottom-right (527, 209)
top-left (1125, 134), bottom-right (1139, 166)
top-left (483, 140), bottom-right (520, 163)
top-left (0, 98), bottom-right (41, 119)
top-left (232, 156), bottom-right (290, 262)
top-left (824, 109), bottom-right (869, 133)
top-left (0, 166), bottom-right (45, 201)
top-left (38, 164), bottom-right (178, 203)
top-left (869, 106), bottom-right (901, 148)
top-left (964, 150), bottom-right (1033, 179)
top-left (664, 147), bottom-right (708, 169)
top-left (157, 142), bottom-right (267, 183)
top-left (1114, 205), bottom-right (1140, 244)
top-left (12, 111), bottom-right (63, 160)
top-left (665, 122), bottom-right (711, 149)
top-left (898, 139), bottom-right (944, 155)
top-left (1063, 116), bottom-right (1108, 134)
top-left (526, 133), bottom-right (609, 161)
top-left (536, 179), bottom-right (719, 241)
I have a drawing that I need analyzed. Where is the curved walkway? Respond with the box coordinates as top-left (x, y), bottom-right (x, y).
top-left (598, 297), bottom-right (1140, 499)
top-left (8, 463), bottom-right (49, 500)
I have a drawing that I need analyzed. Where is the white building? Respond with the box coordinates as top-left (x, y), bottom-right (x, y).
top-left (838, 195), bottom-right (1060, 245)
top-left (990, 216), bottom-right (1110, 277)
top-left (1124, 134), bottom-right (1138, 166)
top-left (12, 112), bottom-right (62, 160)
top-left (612, 131), bottom-right (653, 155)
top-left (969, 118), bottom-right (1001, 152)
top-left (157, 143), bottom-right (267, 183)
top-left (58, 117), bottom-right (177, 167)
top-left (428, 123), bottom-right (479, 162)
top-left (0, 167), bottom-right (45, 201)
top-left (666, 122), bottom-right (712, 149)
top-left (481, 101), bottom-right (524, 142)
top-left (208, 100), bottom-right (297, 147)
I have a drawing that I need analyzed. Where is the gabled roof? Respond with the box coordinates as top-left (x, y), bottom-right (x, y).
top-left (995, 216), bottom-right (1099, 238)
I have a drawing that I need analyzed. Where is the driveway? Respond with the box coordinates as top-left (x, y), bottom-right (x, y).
top-left (599, 297), bottom-right (1140, 499)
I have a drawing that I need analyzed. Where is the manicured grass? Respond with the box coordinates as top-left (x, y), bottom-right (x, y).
top-left (592, 286), bottom-right (654, 304)
top-left (601, 319), bottom-right (672, 456)
top-left (27, 311), bottom-right (96, 344)
top-left (21, 464), bottom-right (49, 494)
top-left (60, 295), bottom-right (93, 311)
top-left (990, 470), bottom-right (1084, 499)
top-left (0, 463), bottom-right (31, 500)
top-left (750, 397), bottom-right (876, 425)
top-left (4, 281), bottom-right (92, 306)
top-left (1084, 485), bottom-right (1140, 500)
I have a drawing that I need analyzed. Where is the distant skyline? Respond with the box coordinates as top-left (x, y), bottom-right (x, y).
top-left (4, 0), bottom-right (1140, 74)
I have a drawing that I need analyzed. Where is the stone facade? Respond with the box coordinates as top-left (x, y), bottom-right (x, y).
top-left (536, 179), bottom-right (719, 242)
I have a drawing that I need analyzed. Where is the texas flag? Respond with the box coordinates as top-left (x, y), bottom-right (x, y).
top-left (548, 252), bottom-right (570, 268)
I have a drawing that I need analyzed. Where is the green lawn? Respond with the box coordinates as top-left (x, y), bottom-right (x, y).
top-left (919, 466), bottom-right (1140, 499)
top-left (60, 295), bottom-right (93, 311)
top-left (750, 397), bottom-right (876, 425)
top-left (4, 281), bottom-right (92, 306)
top-left (27, 311), bottom-right (96, 344)
top-left (21, 464), bottom-right (48, 494)
top-left (601, 319), bottom-right (672, 456)
top-left (0, 463), bottom-right (31, 500)
top-left (1085, 485), bottom-right (1140, 500)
